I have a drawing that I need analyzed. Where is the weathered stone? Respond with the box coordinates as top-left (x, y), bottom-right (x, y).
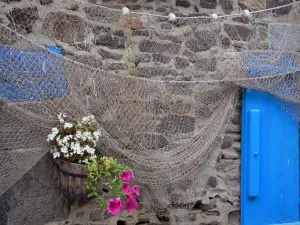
top-left (221, 35), bottom-right (231, 49)
top-left (207, 176), bottom-right (218, 188)
top-left (153, 54), bottom-right (171, 64)
top-left (144, 5), bottom-right (153, 10)
top-left (132, 66), bottom-right (177, 78)
top-left (221, 135), bottom-right (233, 149)
top-left (0, 153), bottom-right (70, 225)
top-left (176, 0), bottom-right (191, 8)
top-left (175, 57), bottom-right (189, 69)
top-left (132, 29), bottom-right (149, 36)
top-left (107, 63), bottom-right (127, 70)
top-left (126, 4), bottom-right (141, 10)
top-left (267, 0), bottom-right (292, 15)
top-left (228, 210), bottom-right (240, 225)
top-left (94, 33), bottom-right (125, 49)
top-left (89, 210), bottom-right (102, 221)
top-left (161, 23), bottom-right (173, 29)
top-left (238, 0), bottom-right (266, 11)
top-left (135, 54), bottom-right (152, 64)
top-left (6, 7), bottom-right (38, 33)
top-left (98, 48), bottom-right (123, 60)
top-left (76, 211), bottom-right (84, 218)
top-left (186, 30), bottom-right (217, 52)
top-left (69, 3), bottom-right (79, 11)
top-left (194, 57), bottom-right (217, 72)
top-left (73, 43), bottom-right (92, 52)
top-left (193, 199), bottom-right (217, 210)
top-left (139, 40), bottom-right (181, 54)
top-left (158, 115), bottom-right (196, 134)
top-left (132, 134), bottom-right (169, 149)
top-left (84, 7), bottom-right (119, 23)
top-left (40, 0), bottom-right (53, 5)
top-left (194, 5), bottom-right (199, 12)
top-left (0, 0), bottom-right (21, 3)
top-left (156, 7), bottom-right (167, 12)
top-left (70, 55), bottom-right (103, 68)
top-left (43, 12), bottom-right (88, 44)
top-left (224, 23), bottom-right (253, 41)
top-left (200, 221), bottom-right (221, 225)
top-left (0, 26), bottom-right (19, 45)
top-left (217, 159), bottom-right (239, 172)
top-left (92, 25), bottom-right (110, 35)
top-left (232, 16), bottom-right (249, 24)
top-left (199, 0), bottom-right (217, 9)
top-left (169, 100), bottom-right (191, 114)
top-left (220, 0), bottom-right (233, 13)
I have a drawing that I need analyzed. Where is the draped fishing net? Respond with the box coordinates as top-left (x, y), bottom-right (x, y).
top-left (1, 0), bottom-right (300, 218)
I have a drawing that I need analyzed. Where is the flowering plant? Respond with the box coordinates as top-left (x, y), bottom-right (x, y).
top-left (47, 113), bottom-right (101, 163)
top-left (85, 156), bottom-right (140, 215)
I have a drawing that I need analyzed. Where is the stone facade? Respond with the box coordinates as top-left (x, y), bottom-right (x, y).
top-left (0, 0), bottom-right (291, 224)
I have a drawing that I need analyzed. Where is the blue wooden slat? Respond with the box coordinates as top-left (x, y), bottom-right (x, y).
top-left (281, 102), bottom-right (299, 222)
top-left (247, 109), bottom-right (260, 198)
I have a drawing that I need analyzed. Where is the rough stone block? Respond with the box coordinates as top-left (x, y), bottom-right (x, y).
top-left (220, 0), bottom-right (233, 13)
top-left (158, 115), bottom-right (196, 134)
top-left (153, 54), bottom-right (171, 64)
top-left (176, 0), bottom-right (191, 8)
top-left (186, 30), bottom-right (217, 52)
top-left (7, 7), bottom-right (38, 33)
top-left (224, 23), bottom-right (253, 41)
top-left (98, 48), bottom-right (123, 60)
top-left (94, 33), bottom-right (125, 49)
top-left (69, 55), bottom-right (103, 68)
top-left (131, 133), bottom-right (169, 149)
top-left (175, 57), bottom-right (189, 69)
top-left (194, 57), bottom-right (217, 72)
top-left (199, 0), bottom-right (217, 9)
top-left (139, 40), bottom-right (181, 54)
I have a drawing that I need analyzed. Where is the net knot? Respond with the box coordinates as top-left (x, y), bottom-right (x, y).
top-left (210, 13), bottom-right (218, 19)
top-left (243, 9), bottom-right (250, 18)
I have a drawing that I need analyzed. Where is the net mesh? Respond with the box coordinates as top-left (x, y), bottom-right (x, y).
top-left (1, 0), bottom-right (300, 217)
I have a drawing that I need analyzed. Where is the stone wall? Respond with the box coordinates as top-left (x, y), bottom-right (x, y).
top-left (0, 0), bottom-right (293, 224)
top-left (0, 153), bottom-right (70, 225)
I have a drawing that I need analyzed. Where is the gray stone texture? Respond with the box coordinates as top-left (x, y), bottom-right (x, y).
top-left (0, 153), bottom-right (70, 225)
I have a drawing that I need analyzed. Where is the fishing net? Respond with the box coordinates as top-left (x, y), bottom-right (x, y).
top-left (1, 0), bottom-right (300, 217)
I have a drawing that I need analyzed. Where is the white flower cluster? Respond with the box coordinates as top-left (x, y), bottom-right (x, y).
top-left (81, 115), bottom-right (96, 125)
top-left (47, 114), bottom-right (102, 161)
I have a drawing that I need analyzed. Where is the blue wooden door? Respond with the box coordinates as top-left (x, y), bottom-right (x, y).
top-left (241, 89), bottom-right (299, 225)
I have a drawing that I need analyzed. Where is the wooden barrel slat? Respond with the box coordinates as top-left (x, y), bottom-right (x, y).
top-left (59, 162), bottom-right (89, 200)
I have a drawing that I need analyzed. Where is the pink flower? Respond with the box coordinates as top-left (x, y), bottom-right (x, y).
top-left (132, 185), bottom-right (140, 196)
top-left (120, 171), bottom-right (134, 181)
top-left (122, 182), bottom-right (131, 194)
top-left (125, 196), bottom-right (138, 211)
top-left (107, 197), bottom-right (123, 215)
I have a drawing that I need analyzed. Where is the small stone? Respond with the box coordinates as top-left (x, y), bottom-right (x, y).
top-left (112, 30), bottom-right (124, 37)
top-left (217, 159), bottom-right (239, 172)
top-left (194, 57), bottom-right (217, 72)
top-left (76, 211), bottom-right (84, 218)
top-left (186, 30), bottom-right (217, 52)
top-left (222, 150), bottom-right (239, 159)
top-left (207, 176), bottom-right (218, 188)
top-left (161, 23), bottom-right (173, 29)
top-left (126, 4), bottom-right (141, 10)
top-left (156, 7), bottom-right (167, 12)
top-left (220, 0), bottom-right (233, 13)
top-left (132, 29), bottom-right (149, 36)
top-left (70, 55), bottom-right (103, 68)
top-left (153, 54), bottom-right (171, 64)
top-left (132, 134), bottom-right (169, 149)
top-left (70, 4), bottom-right (79, 11)
top-left (92, 25), bottom-right (110, 35)
top-left (175, 57), bottom-right (189, 69)
top-left (232, 16), bottom-right (249, 24)
top-left (7, 7), bottom-right (38, 33)
top-left (193, 199), bottom-right (217, 210)
top-left (221, 35), bottom-right (231, 49)
top-left (40, 0), bottom-right (53, 5)
top-left (98, 48), bottom-right (123, 60)
top-left (224, 23), bottom-right (253, 41)
top-left (199, 0), bottom-right (217, 9)
top-left (228, 210), bottom-right (240, 225)
top-left (135, 54), bottom-right (151, 63)
top-left (176, 0), bottom-right (191, 8)
top-left (158, 115), bottom-right (196, 134)
top-left (107, 63), bottom-right (127, 70)
top-left (221, 135), bottom-right (233, 149)
top-left (267, 0), bottom-right (292, 16)
top-left (139, 40), bottom-right (181, 54)
top-left (194, 5), bottom-right (199, 12)
top-left (94, 34), bottom-right (125, 49)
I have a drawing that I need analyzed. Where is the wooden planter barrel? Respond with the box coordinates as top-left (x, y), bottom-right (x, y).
top-left (59, 162), bottom-right (90, 200)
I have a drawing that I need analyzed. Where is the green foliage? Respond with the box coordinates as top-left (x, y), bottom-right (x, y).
top-left (84, 156), bottom-right (131, 209)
